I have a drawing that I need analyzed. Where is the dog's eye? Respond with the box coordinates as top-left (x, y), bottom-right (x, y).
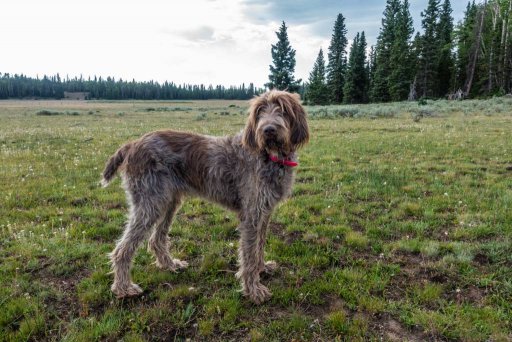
top-left (256, 106), bottom-right (265, 117)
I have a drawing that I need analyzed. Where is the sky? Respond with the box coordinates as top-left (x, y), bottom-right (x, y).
top-left (0, 0), bottom-right (471, 88)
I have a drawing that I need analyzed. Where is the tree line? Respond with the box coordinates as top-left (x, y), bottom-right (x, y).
top-left (2, 1), bottom-right (510, 103)
top-left (267, 0), bottom-right (512, 105)
top-left (0, 73), bottom-right (261, 100)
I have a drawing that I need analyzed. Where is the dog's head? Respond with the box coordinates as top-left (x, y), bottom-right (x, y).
top-left (242, 90), bottom-right (309, 155)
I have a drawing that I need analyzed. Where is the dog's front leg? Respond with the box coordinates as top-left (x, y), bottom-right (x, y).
top-left (258, 216), bottom-right (277, 275)
top-left (236, 211), bottom-right (272, 304)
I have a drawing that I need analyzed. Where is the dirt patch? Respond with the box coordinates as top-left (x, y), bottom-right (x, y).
top-left (293, 188), bottom-right (320, 196)
top-left (296, 176), bottom-right (314, 183)
top-left (285, 231), bottom-right (303, 244)
top-left (35, 262), bottom-right (90, 321)
top-left (179, 212), bottom-right (211, 225)
top-left (375, 316), bottom-right (429, 342)
top-left (104, 201), bottom-right (125, 210)
top-left (444, 284), bottom-right (487, 307)
top-left (301, 294), bottom-right (345, 319)
top-left (385, 252), bottom-right (453, 301)
top-left (473, 252), bottom-right (490, 265)
top-left (463, 286), bottom-right (486, 305)
top-left (348, 219), bottom-right (365, 232)
top-left (70, 197), bottom-right (89, 206)
top-left (268, 222), bottom-right (305, 244)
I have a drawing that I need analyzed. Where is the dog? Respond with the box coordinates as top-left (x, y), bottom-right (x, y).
top-left (101, 90), bottom-right (309, 304)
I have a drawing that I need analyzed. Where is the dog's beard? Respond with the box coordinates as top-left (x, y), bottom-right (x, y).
top-left (255, 123), bottom-right (291, 156)
top-left (265, 137), bottom-right (281, 149)
top-left (260, 135), bottom-right (291, 156)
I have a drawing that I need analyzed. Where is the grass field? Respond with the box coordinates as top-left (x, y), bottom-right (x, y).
top-left (1, 97), bottom-right (511, 341)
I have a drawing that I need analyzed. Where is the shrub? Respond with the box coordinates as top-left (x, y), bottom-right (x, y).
top-left (195, 112), bottom-right (208, 121)
top-left (331, 107), bottom-right (359, 117)
top-left (36, 110), bottom-right (62, 116)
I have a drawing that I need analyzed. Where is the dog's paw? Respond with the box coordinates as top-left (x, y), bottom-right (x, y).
top-left (112, 282), bottom-right (143, 298)
top-left (155, 258), bottom-right (189, 272)
top-left (170, 258), bottom-right (189, 271)
top-left (246, 283), bottom-right (272, 304)
top-left (262, 260), bottom-right (278, 274)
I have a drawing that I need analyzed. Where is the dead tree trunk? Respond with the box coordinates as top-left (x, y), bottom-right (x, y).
top-left (408, 76), bottom-right (417, 101)
top-left (464, 0), bottom-right (487, 98)
top-left (501, 0), bottom-right (512, 90)
top-left (488, 2), bottom-right (500, 94)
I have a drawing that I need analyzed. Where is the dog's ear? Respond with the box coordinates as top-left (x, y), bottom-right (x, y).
top-left (279, 92), bottom-right (309, 149)
top-left (242, 95), bottom-right (264, 150)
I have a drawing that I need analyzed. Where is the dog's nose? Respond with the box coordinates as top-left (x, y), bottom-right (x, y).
top-left (263, 126), bottom-right (277, 136)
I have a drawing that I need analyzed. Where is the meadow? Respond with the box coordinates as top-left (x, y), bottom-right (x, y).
top-left (1, 97), bottom-right (511, 341)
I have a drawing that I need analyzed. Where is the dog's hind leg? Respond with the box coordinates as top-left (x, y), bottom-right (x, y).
top-left (109, 181), bottom-right (165, 298)
top-left (148, 195), bottom-right (188, 271)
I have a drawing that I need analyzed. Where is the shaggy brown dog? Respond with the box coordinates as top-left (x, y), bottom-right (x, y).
top-left (101, 90), bottom-right (309, 304)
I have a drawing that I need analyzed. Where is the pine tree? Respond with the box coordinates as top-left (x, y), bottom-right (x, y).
top-left (370, 0), bottom-right (401, 102)
top-left (326, 13), bottom-right (348, 103)
top-left (437, 0), bottom-right (455, 97)
top-left (305, 49), bottom-right (329, 105)
top-left (389, 0), bottom-right (415, 101)
top-left (417, 0), bottom-right (441, 98)
top-left (343, 32), bottom-right (369, 104)
top-left (267, 21), bottom-right (301, 92)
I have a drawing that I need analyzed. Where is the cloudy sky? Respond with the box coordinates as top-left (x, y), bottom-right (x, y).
top-left (1, 0), bottom-right (470, 87)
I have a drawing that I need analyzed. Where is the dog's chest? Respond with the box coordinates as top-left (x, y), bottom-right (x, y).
top-left (259, 165), bottom-right (293, 200)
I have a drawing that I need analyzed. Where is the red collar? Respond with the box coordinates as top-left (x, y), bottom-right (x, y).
top-left (269, 154), bottom-right (298, 167)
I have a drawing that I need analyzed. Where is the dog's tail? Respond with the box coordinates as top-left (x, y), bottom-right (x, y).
top-left (100, 143), bottom-right (131, 187)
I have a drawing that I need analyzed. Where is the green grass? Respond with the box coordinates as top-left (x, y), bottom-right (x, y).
top-left (1, 98), bottom-right (511, 340)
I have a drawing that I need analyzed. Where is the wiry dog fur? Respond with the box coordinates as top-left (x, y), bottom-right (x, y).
top-left (101, 90), bottom-right (309, 304)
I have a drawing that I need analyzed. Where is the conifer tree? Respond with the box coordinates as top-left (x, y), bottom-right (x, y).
top-left (267, 21), bottom-right (301, 92)
top-left (326, 13), bottom-right (348, 103)
top-left (417, 0), bottom-right (440, 98)
top-left (437, 0), bottom-right (455, 97)
top-left (343, 32), bottom-right (369, 104)
top-left (370, 0), bottom-right (401, 102)
top-left (389, 0), bottom-right (415, 101)
top-left (305, 49), bottom-right (328, 105)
